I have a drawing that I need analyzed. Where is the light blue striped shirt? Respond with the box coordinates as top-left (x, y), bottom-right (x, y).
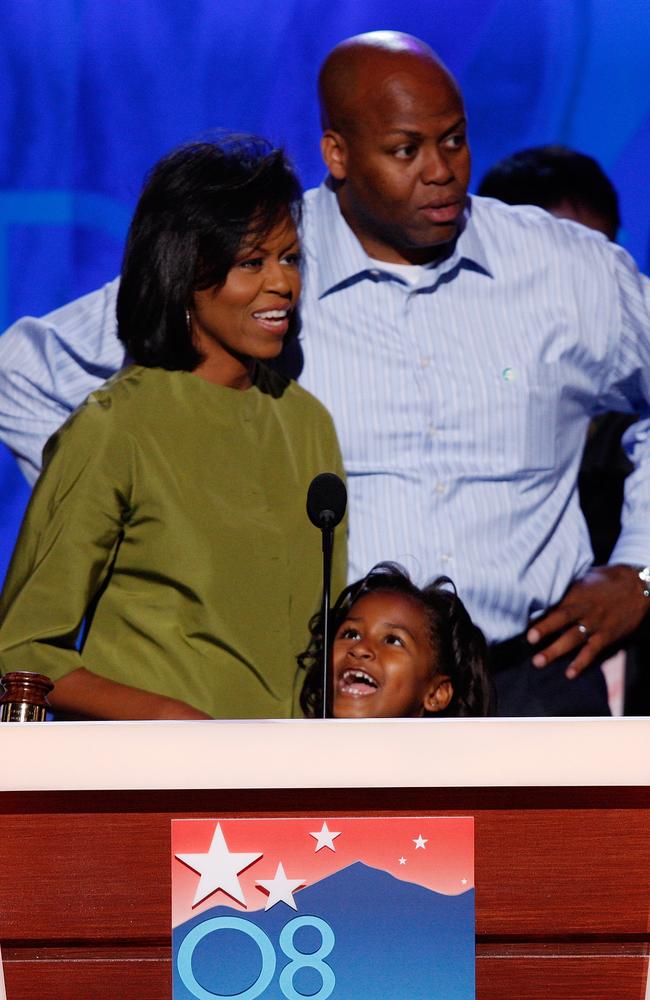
top-left (1, 183), bottom-right (650, 641)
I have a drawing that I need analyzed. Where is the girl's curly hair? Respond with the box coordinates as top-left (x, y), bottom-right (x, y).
top-left (299, 562), bottom-right (493, 718)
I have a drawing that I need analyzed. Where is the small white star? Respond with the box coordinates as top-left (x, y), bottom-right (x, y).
top-left (398, 857), bottom-right (407, 865)
top-left (413, 835), bottom-right (428, 850)
top-left (175, 823), bottom-right (262, 907)
top-left (256, 863), bottom-right (306, 911)
top-left (461, 878), bottom-right (468, 886)
top-left (309, 821), bottom-right (341, 853)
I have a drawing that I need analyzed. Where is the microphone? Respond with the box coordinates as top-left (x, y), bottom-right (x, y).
top-left (306, 473), bottom-right (347, 719)
top-left (307, 473), bottom-right (347, 531)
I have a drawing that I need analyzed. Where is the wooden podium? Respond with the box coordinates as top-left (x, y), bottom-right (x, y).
top-left (1, 717), bottom-right (649, 998)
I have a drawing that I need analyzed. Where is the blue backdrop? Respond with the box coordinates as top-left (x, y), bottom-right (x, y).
top-left (2, 0), bottom-right (650, 583)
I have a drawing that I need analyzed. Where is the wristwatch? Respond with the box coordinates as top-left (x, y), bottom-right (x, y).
top-left (636, 566), bottom-right (650, 598)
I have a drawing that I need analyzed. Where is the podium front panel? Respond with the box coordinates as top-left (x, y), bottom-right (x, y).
top-left (1, 719), bottom-right (648, 998)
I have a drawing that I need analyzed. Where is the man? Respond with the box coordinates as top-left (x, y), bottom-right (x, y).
top-left (1, 32), bottom-right (649, 714)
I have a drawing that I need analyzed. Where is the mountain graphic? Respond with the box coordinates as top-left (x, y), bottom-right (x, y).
top-left (173, 861), bottom-right (474, 999)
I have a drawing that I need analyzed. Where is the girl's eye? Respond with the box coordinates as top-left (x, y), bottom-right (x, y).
top-left (385, 633), bottom-right (405, 647)
top-left (340, 627), bottom-right (360, 640)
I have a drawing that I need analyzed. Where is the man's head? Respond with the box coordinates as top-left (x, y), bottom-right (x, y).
top-left (318, 31), bottom-right (471, 265)
top-left (477, 145), bottom-right (620, 240)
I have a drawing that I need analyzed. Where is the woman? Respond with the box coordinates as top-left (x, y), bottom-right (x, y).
top-left (0, 137), bottom-right (346, 719)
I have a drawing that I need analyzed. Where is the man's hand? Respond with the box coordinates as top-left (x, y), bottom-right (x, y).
top-left (526, 565), bottom-right (650, 678)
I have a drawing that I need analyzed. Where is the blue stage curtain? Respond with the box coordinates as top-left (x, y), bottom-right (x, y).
top-left (1, 0), bottom-right (650, 583)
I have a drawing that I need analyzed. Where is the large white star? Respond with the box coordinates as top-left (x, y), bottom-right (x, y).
top-left (256, 863), bottom-right (306, 910)
top-left (309, 821), bottom-right (341, 853)
top-left (175, 823), bottom-right (262, 907)
top-left (413, 834), bottom-right (428, 850)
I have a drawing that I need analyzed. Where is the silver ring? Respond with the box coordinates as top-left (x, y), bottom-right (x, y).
top-left (577, 623), bottom-right (590, 639)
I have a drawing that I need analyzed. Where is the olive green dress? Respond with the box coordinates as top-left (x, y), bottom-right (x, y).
top-left (0, 364), bottom-right (346, 718)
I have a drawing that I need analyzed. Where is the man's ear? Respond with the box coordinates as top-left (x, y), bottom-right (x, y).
top-left (423, 676), bottom-right (453, 714)
top-left (321, 130), bottom-right (348, 181)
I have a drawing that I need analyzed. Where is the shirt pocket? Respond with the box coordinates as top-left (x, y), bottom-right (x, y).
top-left (485, 366), bottom-right (560, 475)
top-left (445, 364), bottom-right (561, 479)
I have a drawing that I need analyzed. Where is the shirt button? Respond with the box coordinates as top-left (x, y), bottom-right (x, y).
top-left (370, 269), bottom-right (381, 278)
top-left (435, 482), bottom-right (446, 494)
top-left (441, 553), bottom-right (452, 563)
top-left (428, 425), bottom-right (438, 438)
top-left (420, 357), bottom-right (431, 369)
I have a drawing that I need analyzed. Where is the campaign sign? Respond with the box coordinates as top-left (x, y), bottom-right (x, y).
top-left (172, 816), bottom-right (474, 999)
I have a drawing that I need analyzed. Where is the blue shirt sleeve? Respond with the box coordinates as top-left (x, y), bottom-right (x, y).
top-left (0, 278), bottom-right (125, 482)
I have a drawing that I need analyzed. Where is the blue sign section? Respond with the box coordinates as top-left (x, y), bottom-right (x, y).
top-left (173, 864), bottom-right (475, 999)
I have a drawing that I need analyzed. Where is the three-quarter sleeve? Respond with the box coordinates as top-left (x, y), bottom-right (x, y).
top-left (0, 394), bottom-right (133, 680)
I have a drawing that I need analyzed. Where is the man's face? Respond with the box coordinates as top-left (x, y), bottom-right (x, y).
top-left (322, 58), bottom-right (471, 264)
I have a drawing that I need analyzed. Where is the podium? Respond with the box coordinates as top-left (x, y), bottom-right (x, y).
top-left (1, 717), bottom-right (649, 998)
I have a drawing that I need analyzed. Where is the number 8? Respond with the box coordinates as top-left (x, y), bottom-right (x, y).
top-left (279, 915), bottom-right (336, 1000)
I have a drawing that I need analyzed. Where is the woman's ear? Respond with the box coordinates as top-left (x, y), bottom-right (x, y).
top-left (423, 675), bottom-right (453, 714)
top-left (320, 130), bottom-right (348, 181)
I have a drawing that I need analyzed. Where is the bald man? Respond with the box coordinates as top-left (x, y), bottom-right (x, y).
top-left (317, 33), bottom-right (470, 264)
top-left (1, 31), bottom-right (650, 715)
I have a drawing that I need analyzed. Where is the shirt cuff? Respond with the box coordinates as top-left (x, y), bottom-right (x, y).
top-left (608, 531), bottom-right (650, 568)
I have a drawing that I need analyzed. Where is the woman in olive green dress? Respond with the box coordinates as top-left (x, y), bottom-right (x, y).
top-left (0, 137), bottom-right (346, 720)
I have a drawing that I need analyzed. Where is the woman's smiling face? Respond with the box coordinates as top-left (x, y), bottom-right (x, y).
top-left (190, 214), bottom-right (301, 387)
top-left (332, 590), bottom-right (451, 718)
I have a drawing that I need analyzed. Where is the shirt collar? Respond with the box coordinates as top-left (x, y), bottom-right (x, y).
top-left (308, 182), bottom-right (492, 299)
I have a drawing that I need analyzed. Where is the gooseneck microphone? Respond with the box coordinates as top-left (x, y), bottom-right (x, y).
top-left (306, 473), bottom-right (347, 718)
top-left (306, 473), bottom-right (347, 532)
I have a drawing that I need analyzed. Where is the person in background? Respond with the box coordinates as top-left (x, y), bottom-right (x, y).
top-left (477, 144), bottom-right (620, 240)
top-left (478, 145), bottom-right (650, 712)
top-left (299, 563), bottom-right (493, 718)
top-left (1, 33), bottom-right (650, 716)
top-left (0, 136), bottom-right (345, 720)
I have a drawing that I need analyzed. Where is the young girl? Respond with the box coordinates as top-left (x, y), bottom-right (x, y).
top-left (299, 563), bottom-right (493, 718)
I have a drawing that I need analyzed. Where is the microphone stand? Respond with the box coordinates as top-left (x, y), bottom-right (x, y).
top-left (319, 514), bottom-right (335, 719)
top-left (306, 472), bottom-right (347, 719)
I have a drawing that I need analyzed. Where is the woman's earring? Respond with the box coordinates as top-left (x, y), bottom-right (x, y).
top-left (185, 308), bottom-right (191, 332)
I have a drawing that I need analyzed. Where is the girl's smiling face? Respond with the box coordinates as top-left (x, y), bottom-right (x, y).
top-left (332, 590), bottom-right (452, 718)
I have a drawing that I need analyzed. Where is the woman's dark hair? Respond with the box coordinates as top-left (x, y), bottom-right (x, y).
top-left (299, 562), bottom-right (493, 718)
top-left (116, 135), bottom-right (302, 370)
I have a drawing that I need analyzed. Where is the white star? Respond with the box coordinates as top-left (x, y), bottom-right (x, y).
top-left (413, 835), bottom-right (428, 850)
top-left (175, 823), bottom-right (262, 907)
top-left (309, 821), bottom-right (341, 853)
top-left (256, 863), bottom-right (306, 911)
top-left (398, 857), bottom-right (407, 865)
top-left (461, 878), bottom-right (468, 886)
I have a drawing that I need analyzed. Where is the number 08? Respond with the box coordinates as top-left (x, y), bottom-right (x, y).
top-left (177, 914), bottom-right (336, 1000)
